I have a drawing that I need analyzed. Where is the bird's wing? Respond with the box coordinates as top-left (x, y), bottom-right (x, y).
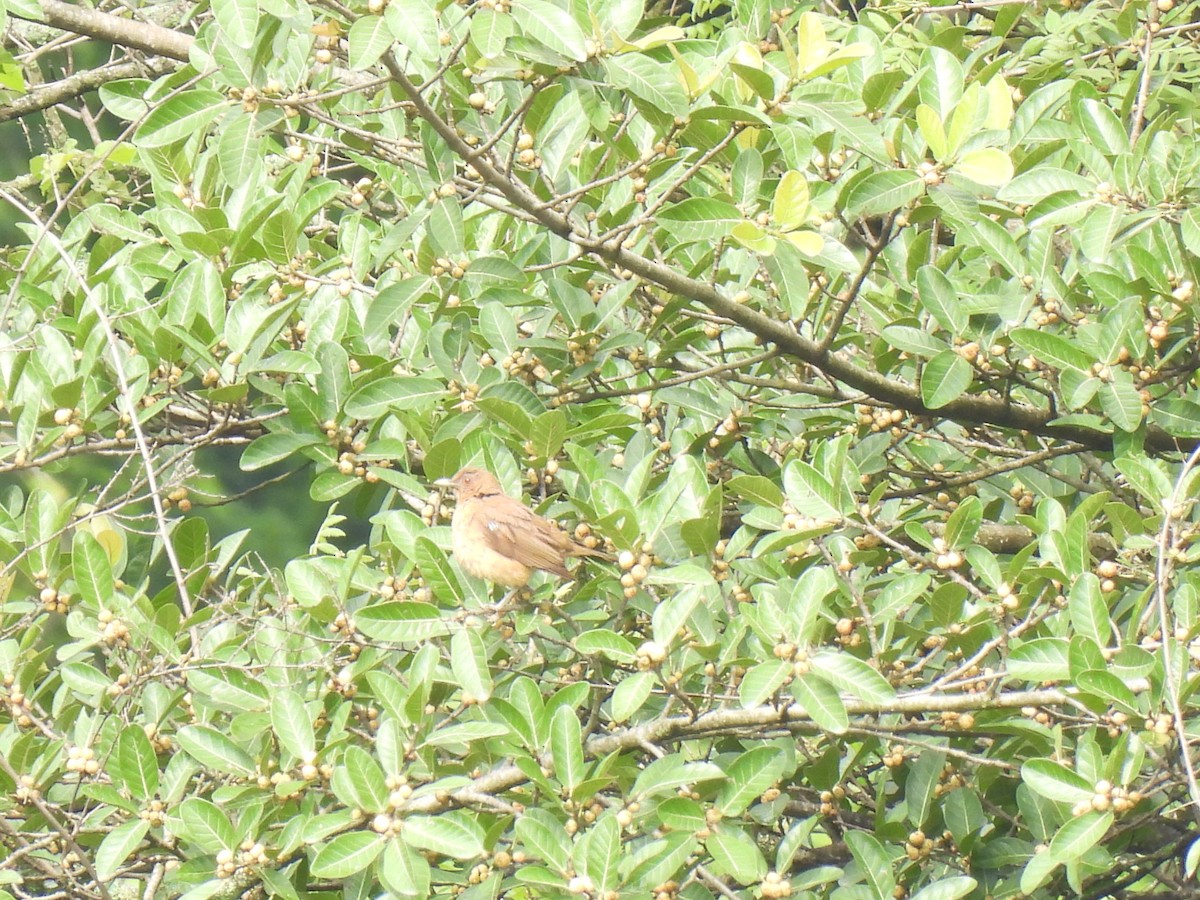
top-left (475, 496), bottom-right (574, 579)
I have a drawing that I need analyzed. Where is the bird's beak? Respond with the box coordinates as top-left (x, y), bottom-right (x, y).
top-left (433, 477), bottom-right (456, 489)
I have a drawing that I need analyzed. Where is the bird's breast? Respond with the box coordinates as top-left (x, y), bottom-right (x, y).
top-left (452, 504), bottom-right (532, 587)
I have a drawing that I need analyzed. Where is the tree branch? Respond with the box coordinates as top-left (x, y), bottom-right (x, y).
top-left (381, 54), bottom-right (1191, 457)
top-left (0, 60), bottom-right (173, 124)
top-left (10, 0), bottom-right (193, 60)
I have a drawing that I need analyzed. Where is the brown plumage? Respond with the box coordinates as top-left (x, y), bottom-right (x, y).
top-left (437, 467), bottom-right (608, 588)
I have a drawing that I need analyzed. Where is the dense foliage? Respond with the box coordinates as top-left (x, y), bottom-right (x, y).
top-left (3, 0), bottom-right (1200, 897)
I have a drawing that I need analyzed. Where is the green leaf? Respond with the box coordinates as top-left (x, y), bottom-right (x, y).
top-left (1008, 638), bottom-right (1070, 681)
top-left (114, 726), bottom-right (159, 801)
top-left (471, 9), bottom-right (516, 58)
top-left (916, 265), bottom-right (966, 333)
top-left (415, 537), bottom-right (464, 605)
top-left (1075, 670), bottom-right (1140, 716)
top-left (349, 15), bottom-right (394, 70)
top-left (842, 170), bottom-right (924, 218)
top-left (379, 839), bottom-right (432, 898)
top-left (367, 276), bottom-right (436, 333)
top-left (632, 758), bottom-right (724, 799)
top-left (1049, 811), bottom-right (1113, 863)
top-left (216, 110), bottom-right (261, 187)
top-left (882, 325), bottom-right (946, 358)
top-left (530, 409), bottom-right (568, 458)
top-left (550, 705), bottom-right (584, 792)
top-left (784, 230), bottom-right (823, 255)
top-left (1021, 759), bottom-right (1092, 804)
top-left (574, 630), bottom-right (637, 664)
top-left (386, 0), bottom-right (439, 60)
top-left (516, 808), bottom-right (571, 873)
top-left (212, 0), bottom-right (258, 48)
top-left (72, 531), bottom-right (115, 608)
top-left (332, 746), bottom-right (390, 813)
top-left (611, 672), bottom-right (655, 722)
top-left (729, 62), bottom-right (775, 101)
top-left (908, 876), bottom-right (979, 900)
top-left (478, 302), bottom-right (518, 359)
top-left (451, 628), bottom-right (493, 703)
top-left (943, 496), bottom-right (982, 548)
top-left (846, 831), bottom-right (896, 899)
top-left (427, 199), bottom-right (463, 256)
top-left (577, 816), bottom-right (621, 890)
top-left (1099, 377), bottom-right (1143, 433)
top-left (656, 198), bottom-right (743, 241)
top-left (95, 819), bottom-right (151, 883)
top-left (344, 376), bottom-right (444, 417)
top-left (176, 725), bottom-right (256, 776)
top-left (783, 460), bottom-right (844, 520)
top-left (731, 221), bottom-right (778, 254)
top-left (403, 812), bottom-right (487, 859)
top-left (739, 660), bottom-right (792, 707)
top-left (905, 750), bottom-right (945, 828)
top-left (917, 46), bottom-right (963, 119)
top-left (512, 0), bottom-right (587, 60)
top-left (1151, 398), bottom-right (1200, 438)
top-left (1185, 837), bottom-right (1200, 880)
top-left (605, 55), bottom-right (688, 117)
top-left (1113, 456), bottom-right (1173, 507)
top-left (355, 601), bottom-right (452, 642)
top-left (791, 672), bottom-right (848, 734)
top-left (135, 91), bottom-right (227, 148)
top-left (179, 798), bottom-right (237, 853)
top-left (726, 475), bottom-right (784, 507)
top-left (1076, 99), bottom-right (1129, 156)
top-left (625, 833), bottom-right (697, 888)
top-left (707, 825), bottom-right (767, 884)
top-left (968, 217), bottom-right (1024, 276)
top-left (60, 662), bottom-right (111, 695)
top-left (271, 688), bottom-right (315, 762)
top-left (1020, 846), bottom-right (1060, 895)
top-left (1068, 574), bottom-right (1111, 647)
top-left (310, 832), bottom-right (386, 878)
top-left (240, 432), bottom-right (321, 471)
top-left (998, 168), bottom-right (1093, 204)
top-left (809, 652), bottom-right (895, 703)
top-left (1010, 328), bottom-right (1093, 372)
top-left (717, 747), bottom-right (785, 815)
top-left (921, 350), bottom-right (973, 409)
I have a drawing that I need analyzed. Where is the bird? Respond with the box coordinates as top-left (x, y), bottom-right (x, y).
top-left (436, 466), bottom-right (609, 589)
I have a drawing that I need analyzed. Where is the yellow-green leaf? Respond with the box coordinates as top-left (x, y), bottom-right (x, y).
top-left (669, 45), bottom-right (700, 98)
top-left (731, 221), bottom-right (778, 254)
top-left (801, 43), bottom-right (873, 79)
top-left (772, 170), bottom-right (810, 231)
top-left (984, 75), bottom-right (1014, 130)
top-left (777, 27), bottom-right (799, 80)
top-left (917, 104), bottom-right (947, 161)
top-left (784, 230), bottom-right (823, 255)
top-left (954, 148), bottom-right (1014, 187)
top-left (795, 12), bottom-right (829, 71)
top-left (731, 42), bottom-right (764, 103)
top-left (734, 41), bottom-right (763, 70)
top-left (616, 25), bottom-right (685, 51)
top-left (76, 514), bottom-right (126, 569)
top-left (946, 82), bottom-right (984, 157)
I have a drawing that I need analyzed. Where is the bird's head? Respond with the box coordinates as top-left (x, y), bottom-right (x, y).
top-left (435, 467), bottom-right (503, 499)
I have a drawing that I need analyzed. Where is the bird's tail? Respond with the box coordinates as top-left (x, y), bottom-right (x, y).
top-left (570, 542), bottom-right (613, 561)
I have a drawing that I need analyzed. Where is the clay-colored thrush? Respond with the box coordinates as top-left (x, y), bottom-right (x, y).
top-left (437, 467), bottom-right (608, 587)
